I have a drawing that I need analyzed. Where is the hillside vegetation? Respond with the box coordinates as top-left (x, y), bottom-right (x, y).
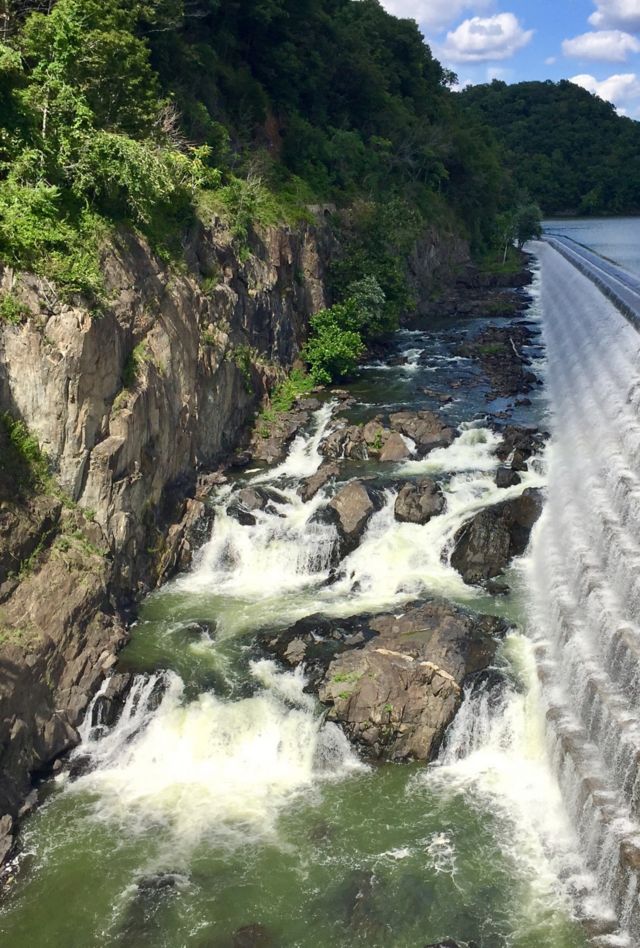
top-left (0, 0), bottom-right (519, 382)
top-left (460, 79), bottom-right (640, 216)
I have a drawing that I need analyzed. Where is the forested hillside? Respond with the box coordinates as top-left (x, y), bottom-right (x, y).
top-left (460, 79), bottom-right (640, 216)
top-left (0, 0), bottom-right (511, 301)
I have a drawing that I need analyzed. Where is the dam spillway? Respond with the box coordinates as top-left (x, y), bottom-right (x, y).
top-left (529, 240), bottom-right (640, 941)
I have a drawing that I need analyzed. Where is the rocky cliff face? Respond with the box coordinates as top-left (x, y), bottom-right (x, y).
top-left (0, 214), bottom-right (472, 862)
top-left (0, 217), bottom-right (330, 857)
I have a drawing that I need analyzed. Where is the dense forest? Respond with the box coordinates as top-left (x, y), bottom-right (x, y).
top-left (0, 0), bottom-right (525, 383)
top-left (460, 79), bottom-right (640, 216)
top-left (0, 0), bottom-right (511, 289)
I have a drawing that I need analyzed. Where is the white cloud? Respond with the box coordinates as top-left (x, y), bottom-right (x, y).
top-left (562, 29), bottom-right (640, 61)
top-left (545, 55), bottom-right (558, 65)
top-left (589, 0), bottom-right (640, 32)
top-left (486, 66), bottom-right (512, 81)
top-left (443, 13), bottom-right (533, 62)
top-left (379, 0), bottom-right (493, 32)
top-left (570, 71), bottom-right (640, 115)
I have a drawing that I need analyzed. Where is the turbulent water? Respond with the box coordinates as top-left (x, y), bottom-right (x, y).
top-left (1, 235), bottom-right (640, 946)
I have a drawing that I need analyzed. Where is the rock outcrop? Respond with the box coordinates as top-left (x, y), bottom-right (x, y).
top-left (262, 599), bottom-right (508, 762)
top-left (451, 488), bottom-right (544, 585)
top-left (0, 214), bottom-right (479, 861)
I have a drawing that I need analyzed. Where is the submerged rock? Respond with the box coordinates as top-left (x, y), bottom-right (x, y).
top-left (451, 488), bottom-right (544, 586)
top-left (232, 924), bottom-right (273, 947)
top-left (394, 479), bottom-right (445, 524)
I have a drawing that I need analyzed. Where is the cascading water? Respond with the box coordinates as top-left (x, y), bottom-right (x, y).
top-left (527, 241), bottom-right (640, 940)
top-left (3, 243), bottom-right (635, 947)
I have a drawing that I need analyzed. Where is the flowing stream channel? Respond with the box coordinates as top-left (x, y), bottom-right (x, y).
top-left (1, 240), bottom-right (639, 947)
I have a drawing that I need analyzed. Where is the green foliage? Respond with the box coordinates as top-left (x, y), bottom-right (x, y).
top-left (0, 0), bottom-right (513, 298)
top-left (257, 368), bottom-right (315, 437)
top-left (514, 203), bottom-right (543, 248)
top-left (0, 293), bottom-right (27, 324)
top-left (493, 201), bottom-right (542, 262)
top-left (478, 342), bottom-right (507, 356)
top-left (0, 412), bottom-right (50, 494)
top-left (461, 79), bottom-right (640, 215)
top-left (122, 342), bottom-right (149, 389)
top-left (268, 369), bottom-right (315, 414)
top-left (330, 201), bottom-right (423, 329)
top-left (302, 275), bottom-right (390, 384)
top-left (231, 344), bottom-right (255, 394)
top-left (303, 312), bottom-right (365, 386)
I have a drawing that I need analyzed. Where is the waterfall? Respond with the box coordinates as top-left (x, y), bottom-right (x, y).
top-left (65, 662), bottom-right (363, 855)
top-left (527, 241), bottom-right (640, 939)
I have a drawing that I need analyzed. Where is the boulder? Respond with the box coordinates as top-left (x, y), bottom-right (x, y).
top-left (394, 479), bottom-right (445, 524)
top-left (326, 481), bottom-right (383, 557)
top-left (495, 466), bottom-right (521, 489)
top-left (495, 425), bottom-right (546, 466)
top-left (379, 431), bottom-right (412, 462)
top-left (451, 488), bottom-right (544, 585)
top-left (90, 672), bottom-right (134, 729)
top-left (250, 409), bottom-right (310, 464)
top-left (226, 487), bottom-right (287, 526)
top-left (298, 462), bottom-right (340, 503)
top-left (262, 599), bottom-right (508, 762)
top-left (319, 425), bottom-right (368, 461)
top-left (318, 600), bottom-right (507, 761)
top-left (389, 411), bottom-right (455, 456)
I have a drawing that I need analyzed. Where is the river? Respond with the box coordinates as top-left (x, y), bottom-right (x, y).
top-left (1, 224), bottom-right (639, 947)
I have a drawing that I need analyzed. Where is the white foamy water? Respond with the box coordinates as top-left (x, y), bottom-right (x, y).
top-left (69, 662), bottom-right (362, 853)
top-left (178, 417), bottom-right (544, 635)
top-left (525, 241), bottom-right (640, 941)
top-left (414, 634), bottom-right (620, 940)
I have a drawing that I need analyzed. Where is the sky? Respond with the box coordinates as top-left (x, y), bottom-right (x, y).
top-left (380, 0), bottom-right (640, 117)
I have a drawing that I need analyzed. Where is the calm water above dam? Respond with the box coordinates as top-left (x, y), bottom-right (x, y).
top-left (543, 218), bottom-right (640, 277)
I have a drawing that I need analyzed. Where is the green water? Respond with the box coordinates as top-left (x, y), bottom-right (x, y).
top-left (0, 310), bottom-right (592, 948)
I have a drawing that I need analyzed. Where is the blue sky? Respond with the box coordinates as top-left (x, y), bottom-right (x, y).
top-left (380, 0), bottom-right (640, 116)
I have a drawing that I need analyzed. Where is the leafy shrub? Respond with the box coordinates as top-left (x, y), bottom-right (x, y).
top-left (0, 293), bottom-right (27, 324)
top-left (0, 412), bottom-right (50, 494)
top-left (302, 276), bottom-right (386, 384)
top-left (303, 313), bottom-right (365, 385)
